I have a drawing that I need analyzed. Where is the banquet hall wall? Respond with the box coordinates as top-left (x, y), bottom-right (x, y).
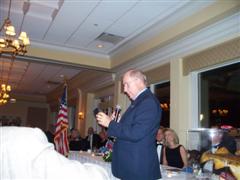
top-left (79, 37), bottom-right (240, 145)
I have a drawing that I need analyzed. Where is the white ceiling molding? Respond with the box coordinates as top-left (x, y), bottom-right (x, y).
top-left (30, 41), bottom-right (110, 59)
top-left (114, 12), bottom-right (240, 78)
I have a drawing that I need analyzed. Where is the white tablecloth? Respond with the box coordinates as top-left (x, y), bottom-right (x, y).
top-left (69, 151), bottom-right (198, 180)
top-left (69, 151), bottom-right (119, 180)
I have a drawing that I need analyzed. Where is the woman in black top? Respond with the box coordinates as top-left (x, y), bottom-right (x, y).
top-left (163, 128), bottom-right (188, 168)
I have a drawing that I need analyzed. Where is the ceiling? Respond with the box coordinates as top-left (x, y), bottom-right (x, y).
top-left (0, 57), bottom-right (81, 96)
top-left (0, 0), bottom-right (192, 55)
top-left (0, 0), bottom-right (233, 99)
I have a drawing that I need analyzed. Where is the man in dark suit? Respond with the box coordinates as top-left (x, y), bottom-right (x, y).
top-left (201, 128), bottom-right (237, 155)
top-left (210, 129), bottom-right (236, 154)
top-left (156, 127), bottom-right (165, 164)
top-left (83, 127), bottom-right (101, 151)
top-left (96, 69), bottom-right (162, 180)
top-left (69, 128), bottom-right (83, 151)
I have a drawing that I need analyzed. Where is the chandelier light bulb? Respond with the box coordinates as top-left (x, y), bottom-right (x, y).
top-left (23, 37), bottom-right (30, 45)
top-left (0, 38), bottom-right (6, 47)
top-left (1, 84), bottom-right (6, 90)
top-left (7, 85), bottom-right (11, 91)
top-left (6, 25), bottom-right (16, 36)
top-left (12, 40), bottom-right (20, 49)
top-left (19, 32), bottom-right (27, 40)
top-left (3, 93), bottom-right (9, 99)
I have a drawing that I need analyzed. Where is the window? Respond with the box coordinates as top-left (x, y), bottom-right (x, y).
top-left (199, 62), bottom-right (240, 128)
top-left (154, 81), bottom-right (170, 127)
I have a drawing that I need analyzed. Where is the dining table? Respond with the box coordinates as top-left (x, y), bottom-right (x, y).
top-left (68, 151), bottom-right (214, 180)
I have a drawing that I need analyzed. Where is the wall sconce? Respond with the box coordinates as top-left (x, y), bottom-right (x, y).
top-left (78, 112), bottom-right (84, 120)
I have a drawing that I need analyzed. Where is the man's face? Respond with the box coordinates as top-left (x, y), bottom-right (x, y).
top-left (88, 127), bottom-right (94, 135)
top-left (71, 130), bottom-right (78, 139)
top-left (156, 129), bottom-right (164, 142)
top-left (122, 73), bottom-right (139, 100)
top-left (211, 132), bottom-right (222, 145)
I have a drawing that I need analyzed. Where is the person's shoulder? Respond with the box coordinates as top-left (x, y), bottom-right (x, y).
top-left (139, 96), bottom-right (159, 108)
top-left (141, 90), bottom-right (158, 102)
top-left (221, 133), bottom-right (237, 144)
top-left (179, 145), bottom-right (187, 155)
top-left (179, 145), bottom-right (186, 150)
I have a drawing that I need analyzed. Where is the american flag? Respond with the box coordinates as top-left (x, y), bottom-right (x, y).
top-left (54, 84), bottom-right (69, 156)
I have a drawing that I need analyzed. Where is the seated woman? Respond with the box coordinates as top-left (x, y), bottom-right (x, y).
top-left (0, 126), bottom-right (109, 180)
top-left (163, 128), bottom-right (188, 168)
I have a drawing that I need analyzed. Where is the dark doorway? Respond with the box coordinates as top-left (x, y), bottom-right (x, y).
top-left (154, 81), bottom-right (170, 128)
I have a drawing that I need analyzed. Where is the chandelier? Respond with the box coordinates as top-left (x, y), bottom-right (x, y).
top-left (0, 0), bottom-right (30, 56)
top-left (0, 84), bottom-right (11, 105)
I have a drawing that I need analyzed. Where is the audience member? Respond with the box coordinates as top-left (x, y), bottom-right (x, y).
top-left (1, 116), bottom-right (10, 126)
top-left (156, 126), bottom-right (165, 164)
top-left (163, 128), bottom-right (188, 168)
top-left (69, 128), bottom-right (83, 151)
top-left (202, 128), bottom-right (237, 154)
top-left (83, 127), bottom-right (100, 151)
top-left (9, 117), bottom-right (22, 126)
top-left (45, 124), bottom-right (55, 145)
top-left (98, 129), bottom-right (108, 148)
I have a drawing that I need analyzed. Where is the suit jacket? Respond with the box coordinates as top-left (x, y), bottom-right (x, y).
top-left (69, 139), bottom-right (82, 151)
top-left (83, 134), bottom-right (101, 151)
top-left (108, 89), bottom-right (162, 180)
top-left (218, 132), bottom-right (237, 154)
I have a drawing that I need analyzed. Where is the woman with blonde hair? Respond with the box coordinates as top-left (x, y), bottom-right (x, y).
top-left (163, 128), bottom-right (188, 168)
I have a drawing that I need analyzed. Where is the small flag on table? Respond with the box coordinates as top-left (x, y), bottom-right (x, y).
top-left (54, 84), bottom-right (69, 156)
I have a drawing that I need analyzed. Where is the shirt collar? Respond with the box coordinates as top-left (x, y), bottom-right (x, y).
top-left (133, 88), bottom-right (147, 100)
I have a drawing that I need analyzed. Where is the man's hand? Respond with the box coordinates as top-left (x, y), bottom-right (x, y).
top-left (96, 112), bottom-right (112, 128)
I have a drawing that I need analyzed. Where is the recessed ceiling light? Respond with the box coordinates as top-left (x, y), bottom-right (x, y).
top-left (10, 98), bottom-right (16, 103)
top-left (60, 74), bottom-right (64, 78)
top-left (96, 44), bottom-right (104, 48)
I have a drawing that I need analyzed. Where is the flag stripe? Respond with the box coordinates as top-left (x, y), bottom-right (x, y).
top-left (54, 85), bottom-right (69, 156)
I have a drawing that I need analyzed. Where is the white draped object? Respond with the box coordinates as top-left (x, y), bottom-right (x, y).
top-left (0, 126), bottom-right (109, 180)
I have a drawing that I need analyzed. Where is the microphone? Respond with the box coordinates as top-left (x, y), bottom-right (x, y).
top-left (113, 105), bottom-right (121, 122)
